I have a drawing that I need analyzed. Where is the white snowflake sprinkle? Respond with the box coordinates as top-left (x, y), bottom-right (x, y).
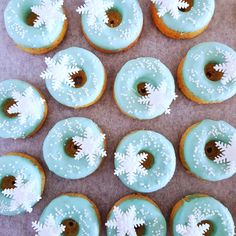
top-left (105, 205), bottom-right (145, 236)
top-left (114, 144), bottom-right (148, 185)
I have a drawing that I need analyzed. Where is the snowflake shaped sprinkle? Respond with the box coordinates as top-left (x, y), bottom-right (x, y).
top-left (114, 144), bottom-right (148, 185)
top-left (32, 214), bottom-right (65, 236)
top-left (7, 87), bottom-right (45, 125)
top-left (138, 82), bottom-right (177, 115)
top-left (2, 175), bottom-right (41, 213)
top-left (214, 52), bottom-right (236, 85)
top-left (72, 127), bottom-right (107, 166)
top-left (76, 0), bottom-right (114, 27)
top-left (214, 133), bottom-right (236, 172)
top-left (31, 0), bottom-right (66, 32)
top-left (105, 205), bottom-right (145, 236)
top-left (41, 55), bottom-right (81, 91)
top-left (151, 0), bottom-right (189, 19)
top-left (176, 214), bottom-right (210, 236)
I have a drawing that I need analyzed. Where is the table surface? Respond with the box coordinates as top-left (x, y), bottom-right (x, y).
top-left (0, 0), bottom-right (236, 235)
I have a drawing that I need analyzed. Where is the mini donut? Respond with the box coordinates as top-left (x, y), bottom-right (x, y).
top-left (150, 0), bottom-right (215, 39)
top-left (170, 194), bottom-right (235, 236)
top-left (106, 194), bottom-right (166, 236)
top-left (32, 193), bottom-right (101, 236)
top-left (77, 0), bottom-right (143, 53)
top-left (180, 119), bottom-right (236, 181)
top-left (43, 117), bottom-right (107, 179)
top-left (41, 47), bottom-right (107, 108)
top-left (114, 130), bottom-right (176, 193)
top-left (4, 0), bottom-right (68, 54)
top-left (177, 42), bottom-right (236, 104)
top-left (0, 79), bottom-right (48, 139)
top-left (114, 57), bottom-right (177, 120)
top-left (0, 152), bottom-right (45, 216)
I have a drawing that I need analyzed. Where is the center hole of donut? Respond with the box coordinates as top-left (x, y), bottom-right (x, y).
top-left (65, 139), bottom-right (82, 157)
top-left (205, 141), bottom-right (221, 160)
top-left (178, 0), bottom-right (193, 12)
top-left (2, 99), bottom-right (18, 118)
top-left (198, 220), bottom-right (214, 236)
top-left (70, 71), bottom-right (87, 88)
top-left (62, 219), bottom-right (79, 236)
top-left (135, 224), bottom-right (146, 236)
top-left (1, 176), bottom-right (16, 190)
top-left (139, 151), bottom-right (154, 169)
top-left (205, 63), bottom-right (223, 82)
top-left (26, 11), bottom-right (38, 26)
top-left (137, 83), bottom-right (148, 96)
top-left (106, 9), bottom-right (122, 28)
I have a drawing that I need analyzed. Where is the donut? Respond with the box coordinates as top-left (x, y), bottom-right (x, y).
top-left (43, 117), bottom-right (107, 179)
top-left (0, 79), bottom-right (48, 139)
top-left (0, 152), bottom-right (45, 216)
top-left (77, 0), bottom-right (143, 53)
top-left (114, 130), bottom-right (176, 193)
top-left (4, 0), bottom-right (68, 54)
top-left (114, 57), bottom-right (177, 120)
top-left (150, 0), bottom-right (215, 39)
top-left (41, 47), bottom-right (107, 108)
top-left (170, 194), bottom-right (235, 236)
top-left (32, 193), bottom-right (101, 236)
top-left (106, 194), bottom-right (167, 236)
top-left (177, 42), bottom-right (236, 104)
top-left (180, 119), bottom-right (236, 182)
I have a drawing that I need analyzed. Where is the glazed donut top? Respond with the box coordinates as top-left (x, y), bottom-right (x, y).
top-left (78, 0), bottom-right (143, 51)
top-left (4, 0), bottom-right (66, 49)
top-left (151, 0), bottom-right (215, 32)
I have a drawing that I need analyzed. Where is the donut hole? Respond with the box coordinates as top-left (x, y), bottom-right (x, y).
top-left (70, 71), bottom-right (87, 88)
top-left (26, 11), bottom-right (38, 26)
top-left (137, 83), bottom-right (148, 96)
top-left (65, 139), bottom-right (82, 157)
top-left (205, 141), bottom-right (221, 161)
top-left (178, 0), bottom-right (193, 12)
top-left (62, 219), bottom-right (79, 236)
top-left (139, 151), bottom-right (154, 169)
top-left (205, 63), bottom-right (223, 82)
top-left (2, 99), bottom-right (18, 118)
top-left (106, 9), bottom-right (122, 28)
top-left (198, 220), bottom-right (214, 236)
top-left (1, 176), bottom-right (16, 190)
top-left (135, 224), bottom-right (146, 236)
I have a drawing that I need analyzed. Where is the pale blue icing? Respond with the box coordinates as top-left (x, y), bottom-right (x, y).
top-left (44, 47), bottom-right (106, 108)
top-left (114, 57), bottom-right (176, 120)
top-left (183, 119), bottom-right (236, 181)
top-left (0, 79), bottom-right (47, 139)
top-left (153, 0), bottom-right (215, 33)
top-left (81, 0), bottom-right (143, 52)
top-left (114, 130), bottom-right (176, 193)
top-left (4, 0), bottom-right (65, 49)
top-left (43, 117), bottom-right (106, 179)
top-left (181, 42), bottom-right (236, 102)
top-left (38, 194), bottom-right (100, 236)
top-left (107, 195), bottom-right (166, 236)
top-left (0, 153), bottom-right (43, 216)
top-left (172, 195), bottom-right (235, 236)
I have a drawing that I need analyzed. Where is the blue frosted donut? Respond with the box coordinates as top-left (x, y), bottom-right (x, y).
top-left (43, 117), bottom-right (107, 179)
top-left (180, 119), bottom-right (236, 181)
top-left (114, 130), bottom-right (176, 193)
top-left (171, 194), bottom-right (235, 236)
top-left (0, 79), bottom-right (47, 139)
top-left (114, 57), bottom-right (177, 120)
top-left (78, 0), bottom-right (143, 52)
top-left (4, 0), bottom-right (67, 54)
top-left (0, 153), bottom-right (45, 216)
top-left (178, 42), bottom-right (236, 104)
top-left (41, 47), bottom-right (106, 108)
top-left (106, 194), bottom-right (166, 236)
top-left (32, 194), bottom-right (101, 236)
top-left (151, 0), bottom-right (215, 39)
